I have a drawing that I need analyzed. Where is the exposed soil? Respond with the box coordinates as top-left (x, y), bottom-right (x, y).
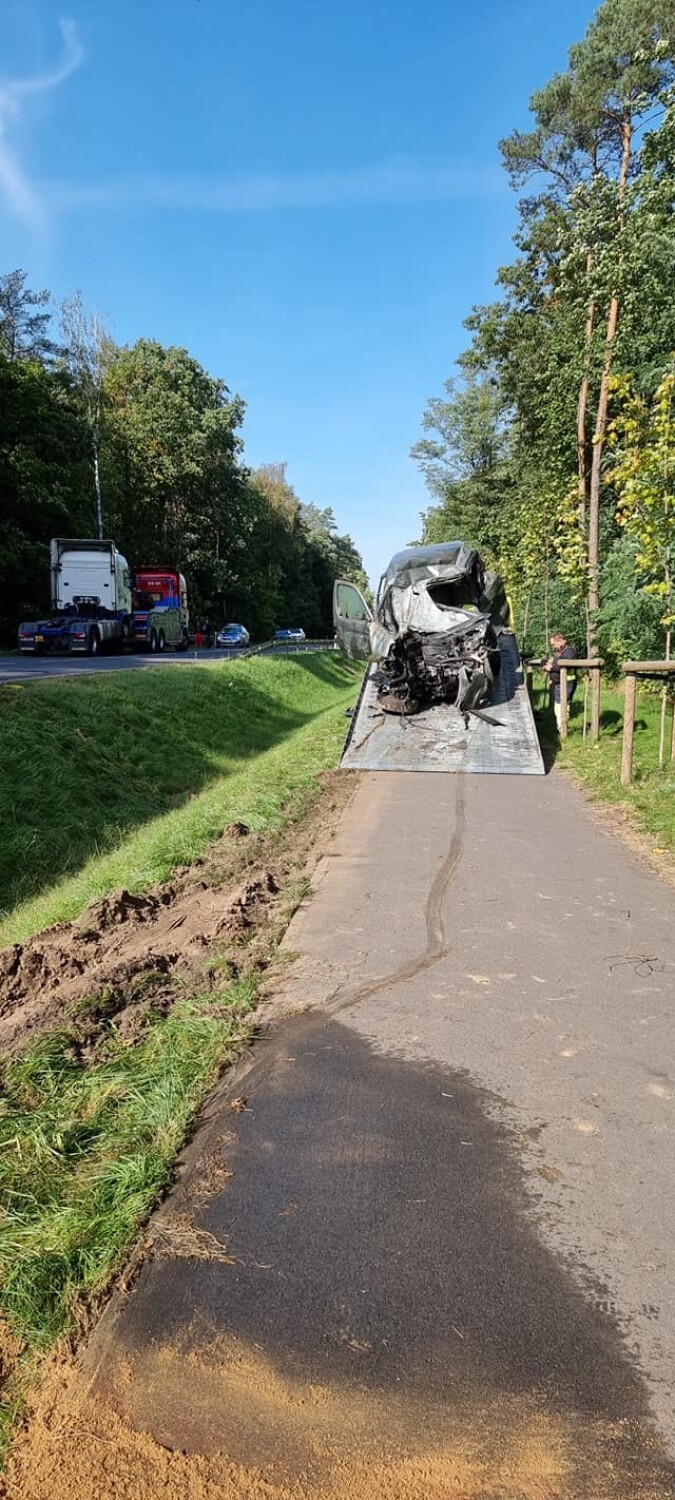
top-left (0, 771), bottom-right (357, 1059)
top-left (3, 1345), bottom-right (673, 1500)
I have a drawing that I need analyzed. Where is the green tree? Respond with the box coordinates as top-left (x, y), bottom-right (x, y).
top-left (101, 339), bottom-right (247, 619)
top-left (0, 270), bottom-right (59, 363)
top-left (411, 374), bottom-right (513, 562)
top-left (0, 355), bottom-right (92, 639)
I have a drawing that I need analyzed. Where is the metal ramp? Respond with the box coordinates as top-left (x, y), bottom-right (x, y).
top-left (340, 634), bottom-right (544, 775)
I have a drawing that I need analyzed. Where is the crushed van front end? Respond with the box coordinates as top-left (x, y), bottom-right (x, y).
top-left (376, 613), bottom-right (501, 716)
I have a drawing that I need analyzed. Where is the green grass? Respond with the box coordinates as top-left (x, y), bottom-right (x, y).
top-left (0, 653), bottom-right (361, 945)
top-left (0, 977), bottom-right (256, 1451)
top-left (533, 677), bottom-right (675, 858)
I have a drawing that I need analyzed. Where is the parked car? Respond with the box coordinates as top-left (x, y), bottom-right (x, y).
top-left (216, 623), bottom-right (250, 647)
top-left (273, 627), bottom-right (306, 643)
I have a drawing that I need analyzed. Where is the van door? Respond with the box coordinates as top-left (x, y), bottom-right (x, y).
top-left (333, 579), bottom-right (372, 660)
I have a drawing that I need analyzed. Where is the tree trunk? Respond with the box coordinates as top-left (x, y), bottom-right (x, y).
top-left (587, 116), bottom-right (632, 654)
top-left (93, 441), bottom-right (103, 541)
top-left (578, 282), bottom-right (595, 656)
top-left (92, 394), bottom-right (103, 540)
top-left (577, 254), bottom-right (595, 538)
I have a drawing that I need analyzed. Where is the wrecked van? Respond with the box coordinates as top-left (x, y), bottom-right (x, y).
top-left (333, 541), bottom-right (510, 717)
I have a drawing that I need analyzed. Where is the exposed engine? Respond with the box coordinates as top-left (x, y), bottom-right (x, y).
top-left (376, 615), bottom-right (501, 718)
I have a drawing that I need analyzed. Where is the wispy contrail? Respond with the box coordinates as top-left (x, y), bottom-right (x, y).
top-left (47, 160), bottom-right (504, 214)
top-left (0, 18), bottom-right (83, 230)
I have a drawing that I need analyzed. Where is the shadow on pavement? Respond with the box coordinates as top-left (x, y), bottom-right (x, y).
top-left (91, 1016), bottom-right (675, 1490)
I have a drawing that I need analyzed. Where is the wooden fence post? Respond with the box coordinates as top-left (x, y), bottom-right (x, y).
top-left (526, 663), bottom-right (534, 704)
top-left (559, 666), bottom-right (568, 738)
top-left (621, 672), bottom-right (637, 785)
top-left (591, 666), bottom-right (601, 744)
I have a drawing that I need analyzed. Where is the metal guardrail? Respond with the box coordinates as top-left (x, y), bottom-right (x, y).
top-left (246, 638), bottom-right (337, 657)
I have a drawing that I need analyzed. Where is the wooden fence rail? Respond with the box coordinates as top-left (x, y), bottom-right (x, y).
top-left (525, 653), bottom-right (675, 783)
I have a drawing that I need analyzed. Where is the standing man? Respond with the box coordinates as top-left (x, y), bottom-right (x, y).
top-left (543, 631), bottom-right (577, 731)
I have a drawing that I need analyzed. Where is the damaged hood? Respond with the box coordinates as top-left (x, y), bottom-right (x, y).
top-left (371, 544), bottom-right (489, 656)
top-left (370, 583), bottom-right (480, 656)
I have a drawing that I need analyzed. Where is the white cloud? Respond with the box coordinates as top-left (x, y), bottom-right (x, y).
top-left (46, 160), bottom-right (503, 215)
top-left (0, 18), bottom-right (83, 231)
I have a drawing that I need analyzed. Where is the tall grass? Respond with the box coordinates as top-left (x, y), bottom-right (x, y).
top-left (0, 983), bottom-right (254, 1346)
top-left (0, 980), bottom-right (256, 1455)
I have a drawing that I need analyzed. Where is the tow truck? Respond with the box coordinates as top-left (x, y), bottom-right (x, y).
top-left (131, 568), bottom-right (189, 652)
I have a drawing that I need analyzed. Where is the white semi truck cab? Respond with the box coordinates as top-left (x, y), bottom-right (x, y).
top-left (18, 539), bottom-right (133, 655)
top-left (51, 539), bottom-right (132, 616)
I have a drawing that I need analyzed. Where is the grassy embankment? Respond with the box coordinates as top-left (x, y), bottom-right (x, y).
top-left (0, 653), bottom-right (360, 1449)
top-left (0, 653), bottom-right (358, 944)
top-left (533, 676), bottom-right (675, 859)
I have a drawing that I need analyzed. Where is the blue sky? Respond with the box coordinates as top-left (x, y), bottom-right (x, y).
top-left (2, 0), bottom-right (594, 584)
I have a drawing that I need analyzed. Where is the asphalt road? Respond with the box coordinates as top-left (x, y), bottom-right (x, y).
top-left (0, 641), bottom-right (335, 682)
top-left (78, 768), bottom-right (675, 1497)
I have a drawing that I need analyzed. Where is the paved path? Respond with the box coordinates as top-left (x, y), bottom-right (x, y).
top-left (0, 642), bottom-right (334, 683)
top-left (80, 770), bottom-right (675, 1496)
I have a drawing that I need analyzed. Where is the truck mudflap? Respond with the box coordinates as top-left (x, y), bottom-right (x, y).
top-left (340, 634), bottom-right (544, 775)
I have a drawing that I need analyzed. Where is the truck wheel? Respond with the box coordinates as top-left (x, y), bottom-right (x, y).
top-left (150, 630), bottom-right (158, 653)
top-left (87, 628), bottom-right (100, 657)
top-left (157, 631), bottom-right (166, 653)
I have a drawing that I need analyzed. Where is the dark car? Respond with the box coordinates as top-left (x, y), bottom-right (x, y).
top-left (216, 623), bottom-right (250, 647)
top-left (333, 541), bottom-right (510, 716)
top-left (273, 627), bottom-right (306, 643)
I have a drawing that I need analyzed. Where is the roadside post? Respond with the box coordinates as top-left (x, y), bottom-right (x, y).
top-left (557, 660), bottom-right (603, 742)
top-left (621, 661), bottom-right (675, 784)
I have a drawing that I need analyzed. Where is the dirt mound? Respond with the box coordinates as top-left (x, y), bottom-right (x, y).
top-left (0, 773), bottom-right (350, 1059)
top-left (0, 873), bottom-right (278, 1056)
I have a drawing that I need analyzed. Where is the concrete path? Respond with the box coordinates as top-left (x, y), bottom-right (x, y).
top-left (80, 769), bottom-right (675, 1497)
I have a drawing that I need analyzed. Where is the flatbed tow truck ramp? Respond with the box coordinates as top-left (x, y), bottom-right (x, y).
top-left (341, 634), bottom-right (544, 776)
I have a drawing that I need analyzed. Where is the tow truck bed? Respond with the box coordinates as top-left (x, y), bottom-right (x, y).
top-left (340, 634), bottom-right (544, 775)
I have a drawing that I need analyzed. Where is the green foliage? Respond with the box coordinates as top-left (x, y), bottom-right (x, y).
top-left (0, 354), bottom-right (94, 640)
top-left (0, 285), bottom-right (366, 644)
top-left (518, 577), bottom-right (587, 660)
top-left (608, 364), bottom-right (675, 640)
top-left (531, 673), bottom-right (675, 855)
top-left (412, 0), bottom-right (675, 648)
top-left (0, 270), bottom-right (60, 364)
top-left (598, 536), bottom-right (666, 666)
top-left (413, 375), bottom-right (514, 564)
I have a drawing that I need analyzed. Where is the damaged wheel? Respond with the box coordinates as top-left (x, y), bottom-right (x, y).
top-left (377, 688), bottom-right (420, 716)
